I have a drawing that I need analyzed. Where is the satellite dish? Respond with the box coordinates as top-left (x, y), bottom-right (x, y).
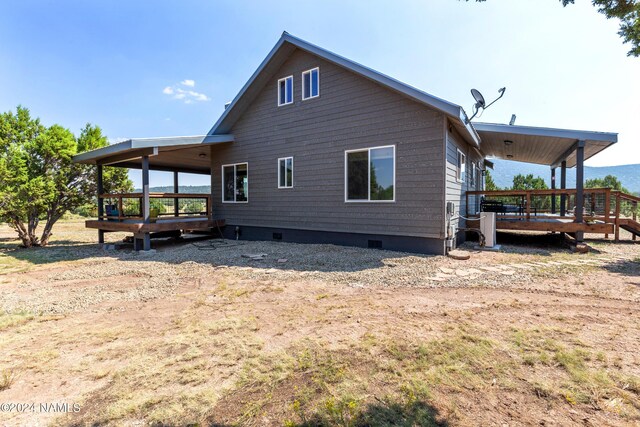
top-left (465, 87), bottom-right (507, 123)
top-left (471, 89), bottom-right (486, 109)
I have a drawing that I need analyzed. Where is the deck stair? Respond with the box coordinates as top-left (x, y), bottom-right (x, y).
top-left (619, 219), bottom-right (640, 238)
top-left (615, 192), bottom-right (640, 241)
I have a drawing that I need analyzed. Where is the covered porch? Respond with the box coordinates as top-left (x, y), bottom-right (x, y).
top-left (467, 123), bottom-right (638, 243)
top-left (73, 134), bottom-right (233, 250)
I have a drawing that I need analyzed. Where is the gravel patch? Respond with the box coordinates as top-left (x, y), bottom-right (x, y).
top-left (1, 234), bottom-right (638, 315)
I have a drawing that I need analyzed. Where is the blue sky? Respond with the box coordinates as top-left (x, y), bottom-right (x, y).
top-left (1, 0), bottom-right (639, 188)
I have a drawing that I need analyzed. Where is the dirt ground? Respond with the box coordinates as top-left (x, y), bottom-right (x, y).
top-left (0, 220), bottom-right (639, 426)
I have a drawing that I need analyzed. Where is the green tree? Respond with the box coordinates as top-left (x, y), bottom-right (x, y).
top-left (484, 169), bottom-right (499, 191)
top-left (585, 174), bottom-right (629, 193)
top-left (465, 0), bottom-right (640, 57)
top-left (511, 174), bottom-right (548, 191)
top-left (0, 106), bottom-right (132, 247)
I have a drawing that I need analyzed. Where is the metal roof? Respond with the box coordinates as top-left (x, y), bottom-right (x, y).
top-left (473, 122), bottom-right (617, 168)
top-left (208, 32), bottom-right (480, 146)
top-left (72, 134), bottom-right (234, 174)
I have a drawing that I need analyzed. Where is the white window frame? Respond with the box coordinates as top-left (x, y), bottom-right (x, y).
top-left (344, 145), bottom-right (396, 203)
top-left (277, 156), bottom-right (294, 189)
top-left (456, 149), bottom-right (466, 183)
top-left (475, 164), bottom-right (482, 189)
top-left (301, 67), bottom-right (320, 100)
top-left (470, 161), bottom-right (476, 187)
top-left (221, 162), bottom-right (249, 203)
top-left (277, 75), bottom-right (293, 106)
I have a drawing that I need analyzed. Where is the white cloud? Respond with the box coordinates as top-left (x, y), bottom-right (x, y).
top-left (162, 80), bottom-right (210, 103)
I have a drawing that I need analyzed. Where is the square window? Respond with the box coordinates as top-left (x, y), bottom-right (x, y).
top-left (278, 76), bottom-right (293, 106)
top-left (345, 146), bottom-right (395, 202)
top-left (222, 163), bottom-right (248, 203)
top-left (302, 68), bottom-right (319, 100)
top-left (278, 157), bottom-right (293, 188)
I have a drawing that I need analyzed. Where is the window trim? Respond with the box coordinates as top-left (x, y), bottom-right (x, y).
top-left (456, 149), bottom-right (466, 183)
top-left (277, 156), bottom-right (294, 189)
top-left (277, 75), bottom-right (293, 106)
top-left (344, 145), bottom-right (396, 203)
top-left (301, 67), bottom-right (320, 101)
top-left (470, 161), bottom-right (476, 187)
top-left (221, 162), bottom-right (249, 203)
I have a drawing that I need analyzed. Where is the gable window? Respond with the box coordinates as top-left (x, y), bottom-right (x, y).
top-left (302, 67), bottom-right (319, 100)
top-left (456, 149), bottom-right (466, 183)
top-left (345, 145), bottom-right (395, 202)
top-left (277, 76), bottom-right (293, 106)
top-left (222, 163), bottom-right (248, 203)
top-left (278, 157), bottom-right (293, 188)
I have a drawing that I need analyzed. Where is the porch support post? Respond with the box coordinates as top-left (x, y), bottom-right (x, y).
top-left (550, 167), bottom-right (556, 214)
top-left (575, 140), bottom-right (586, 242)
top-left (173, 171), bottom-right (179, 217)
top-left (141, 155), bottom-right (151, 251)
top-left (97, 165), bottom-right (105, 245)
top-left (560, 161), bottom-right (567, 217)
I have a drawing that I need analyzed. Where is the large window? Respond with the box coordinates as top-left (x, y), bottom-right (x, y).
top-left (222, 163), bottom-right (248, 203)
top-left (278, 157), bottom-right (293, 188)
top-left (345, 145), bottom-right (395, 202)
top-left (277, 76), bottom-right (293, 106)
top-left (302, 67), bottom-right (319, 100)
top-left (456, 149), bottom-right (466, 183)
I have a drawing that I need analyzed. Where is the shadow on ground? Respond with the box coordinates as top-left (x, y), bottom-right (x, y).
top-left (282, 399), bottom-right (448, 427)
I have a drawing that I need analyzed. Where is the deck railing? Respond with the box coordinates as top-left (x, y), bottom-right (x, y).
top-left (465, 188), bottom-right (640, 241)
top-left (465, 188), bottom-right (616, 221)
top-left (99, 193), bottom-right (212, 221)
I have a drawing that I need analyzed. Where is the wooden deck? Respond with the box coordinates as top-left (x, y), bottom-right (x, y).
top-left (466, 188), bottom-right (639, 241)
top-left (86, 217), bottom-right (225, 234)
top-left (90, 192), bottom-right (226, 250)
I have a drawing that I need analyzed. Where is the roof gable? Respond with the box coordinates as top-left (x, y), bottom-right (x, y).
top-left (208, 32), bottom-right (479, 146)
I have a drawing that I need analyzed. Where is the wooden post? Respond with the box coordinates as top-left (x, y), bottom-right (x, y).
top-left (97, 165), bottom-right (105, 245)
top-left (604, 189), bottom-right (611, 239)
top-left (575, 141), bottom-right (585, 242)
top-left (141, 156), bottom-right (151, 251)
top-left (173, 171), bottom-right (179, 217)
top-left (118, 195), bottom-right (124, 220)
top-left (560, 161), bottom-right (567, 217)
top-left (633, 201), bottom-right (637, 241)
top-left (550, 167), bottom-right (556, 214)
top-left (525, 191), bottom-right (531, 221)
top-left (615, 192), bottom-right (621, 242)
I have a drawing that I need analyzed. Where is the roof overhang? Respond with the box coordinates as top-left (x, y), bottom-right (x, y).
top-left (209, 32), bottom-right (480, 147)
top-left (472, 122), bottom-right (617, 168)
top-left (73, 134), bottom-right (234, 175)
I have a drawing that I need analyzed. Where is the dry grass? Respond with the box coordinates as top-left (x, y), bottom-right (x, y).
top-left (0, 220), bottom-right (638, 426)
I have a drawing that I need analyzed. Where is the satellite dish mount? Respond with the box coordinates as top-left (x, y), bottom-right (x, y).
top-left (465, 87), bottom-right (506, 123)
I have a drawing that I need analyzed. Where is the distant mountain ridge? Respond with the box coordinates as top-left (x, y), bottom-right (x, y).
top-left (490, 160), bottom-right (640, 194)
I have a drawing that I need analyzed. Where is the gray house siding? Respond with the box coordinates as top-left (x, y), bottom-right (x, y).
top-left (445, 124), bottom-right (483, 244)
top-left (210, 49), bottom-right (447, 252)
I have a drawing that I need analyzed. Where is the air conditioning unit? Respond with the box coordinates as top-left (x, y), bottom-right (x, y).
top-left (479, 212), bottom-right (501, 250)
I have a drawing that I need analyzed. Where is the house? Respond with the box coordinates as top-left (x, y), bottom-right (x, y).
top-left (75, 32), bottom-right (635, 254)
